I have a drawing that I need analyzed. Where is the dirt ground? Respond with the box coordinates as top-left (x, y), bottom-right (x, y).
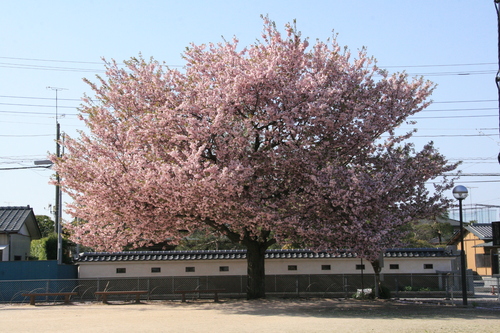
top-left (1, 298), bottom-right (499, 333)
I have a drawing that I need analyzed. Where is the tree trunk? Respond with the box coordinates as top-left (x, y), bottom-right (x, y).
top-left (370, 259), bottom-right (382, 298)
top-left (245, 240), bottom-right (268, 299)
top-left (206, 220), bottom-right (274, 300)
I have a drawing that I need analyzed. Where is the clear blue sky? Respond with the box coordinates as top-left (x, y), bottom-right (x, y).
top-left (0, 0), bottom-right (497, 223)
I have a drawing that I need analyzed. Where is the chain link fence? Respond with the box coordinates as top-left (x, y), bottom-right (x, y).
top-left (0, 273), bottom-right (473, 303)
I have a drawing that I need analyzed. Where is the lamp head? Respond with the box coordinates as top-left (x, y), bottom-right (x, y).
top-left (452, 185), bottom-right (468, 200)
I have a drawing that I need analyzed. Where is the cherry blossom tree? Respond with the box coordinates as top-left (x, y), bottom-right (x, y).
top-left (54, 18), bottom-right (457, 299)
top-left (284, 137), bottom-right (458, 297)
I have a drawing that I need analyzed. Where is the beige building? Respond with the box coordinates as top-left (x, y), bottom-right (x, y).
top-left (449, 223), bottom-right (500, 276)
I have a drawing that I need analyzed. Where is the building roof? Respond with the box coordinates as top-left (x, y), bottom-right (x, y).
top-left (417, 216), bottom-right (461, 228)
top-left (448, 223), bottom-right (500, 247)
top-left (465, 223), bottom-right (493, 240)
top-left (0, 206), bottom-right (42, 239)
top-left (77, 248), bottom-right (454, 262)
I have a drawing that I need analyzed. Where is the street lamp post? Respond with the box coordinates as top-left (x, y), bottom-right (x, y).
top-left (453, 185), bottom-right (469, 306)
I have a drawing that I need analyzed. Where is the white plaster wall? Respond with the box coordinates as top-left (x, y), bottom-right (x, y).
top-left (384, 257), bottom-right (454, 274)
top-left (78, 256), bottom-right (457, 279)
top-left (79, 259), bottom-right (247, 278)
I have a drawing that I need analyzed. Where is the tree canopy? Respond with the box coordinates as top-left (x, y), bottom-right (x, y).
top-left (54, 18), bottom-right (458, 298)
top-left (35, 215), bottom-right (55, 238)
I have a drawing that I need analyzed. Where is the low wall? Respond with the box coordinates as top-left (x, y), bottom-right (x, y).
top-left (0, 261), bottom-right (77, 280)
top-left (482, 276), bottom-right (500, 288)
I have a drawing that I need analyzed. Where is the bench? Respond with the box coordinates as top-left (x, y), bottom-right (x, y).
top-left (174, 289), bottom-right (225, 302)
top-left (94, 290), bottom-right (148, 304)
top-left (22, 292), bottom-right (78, 305)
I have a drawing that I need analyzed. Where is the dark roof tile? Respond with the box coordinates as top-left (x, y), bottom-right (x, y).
top-left (466, 224), bottom-right (493, 240)
top-left (77, 248), bottom-right (454, 262)
top-left (0, 206), bottom-right (33, 232)
top-left (0, 206), bottom-right (41, 239)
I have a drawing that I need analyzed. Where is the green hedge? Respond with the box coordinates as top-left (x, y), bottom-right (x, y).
top-left (30, 234), bottom-right (71, 263)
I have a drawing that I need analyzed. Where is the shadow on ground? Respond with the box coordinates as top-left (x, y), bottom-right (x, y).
top-left (170, 297), bottom-right (500, 320)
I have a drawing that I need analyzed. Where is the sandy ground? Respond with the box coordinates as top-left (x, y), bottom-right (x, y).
top-left (1, 298), bottom-right (500, 333)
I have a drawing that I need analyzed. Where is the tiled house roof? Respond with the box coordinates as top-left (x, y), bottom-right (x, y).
top-left (77, 248), bottom-right (454, 262)
top-left (0, 206), bottom-right (41, 238)
top-left (465, 224), bottom-right (493, 240)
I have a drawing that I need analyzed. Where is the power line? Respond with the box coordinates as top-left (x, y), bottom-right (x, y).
top-left (0, 109), bottom-right (495, 120)
top-left (0, 56), bottom-right (104, 65)
top-left (0, 134), bottom-right (53, 137)
top-left (0, 56), bottom-right (180, 68)
top-left (411, 114), bottom-right (497, 119)
top-left (407, 70), bottom-right (495, 77)
top-left (0, 110), bottom-right (79, 116)
top-left (0, 102), bottom-right (77, 109)
top-left (1, 109), bottom-right (496, 118)
top-left (449, 157), bottom-right (498, 160)
top-left (432, 99), bottom-right (496, 104)
top-left (1, 95), bottom-right (495, 105)
top-left (443, 173), bottom-right (500, 176)
top-left (4, 56), bottom-right (493, 68)
top-left (0, 95), bottom-right (80, 101)
top-left (382, 62), bottom-right (496, 68)
top-left (422, 108), bottom-right (497, 112)
top-left (0, 165), bottom-right (51, 171)
top-left (0, 56), bottom-right (493, 75)
top-left (0, 63), bottom-right (104, 73)
top-left (448, 180), bottom-right (500, 183)
top-left (410, 134), bottom-right (497, 138)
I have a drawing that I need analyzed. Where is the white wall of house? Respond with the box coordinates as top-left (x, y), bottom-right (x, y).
top-left (0, 234), bottom-right (7, 246)
top-left (18, 224), bottom-right (29, 236)
top-left (0, 225), bottom-right (33, 261)
top-left (0, 234), bottom-right (8, 261)
top-left (9, 233), bottom-right (31, 260)
top-left (78, 256), bottom-right (456, 279)
top-left (0, 245), bottom-right (7, 261)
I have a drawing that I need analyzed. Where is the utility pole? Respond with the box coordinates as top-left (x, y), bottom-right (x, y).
top-left (495, 0), bottom-right (500, 164)
top-left (47, 86), bottom-right (67, 265)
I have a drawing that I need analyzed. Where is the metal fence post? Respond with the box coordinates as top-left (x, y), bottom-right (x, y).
top-left (445, 275), bottom-right (448, 299)
top-left (344, 275), bottom-right (348, 298)
top-left (497, 276), bottom-right (500, 302)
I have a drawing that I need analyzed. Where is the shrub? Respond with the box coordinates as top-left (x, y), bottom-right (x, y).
top-left (379, 284), bottom-right (392, 299)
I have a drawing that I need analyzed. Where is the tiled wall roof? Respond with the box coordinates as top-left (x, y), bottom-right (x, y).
top-left (77, 248), bottom-right (453, 262)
